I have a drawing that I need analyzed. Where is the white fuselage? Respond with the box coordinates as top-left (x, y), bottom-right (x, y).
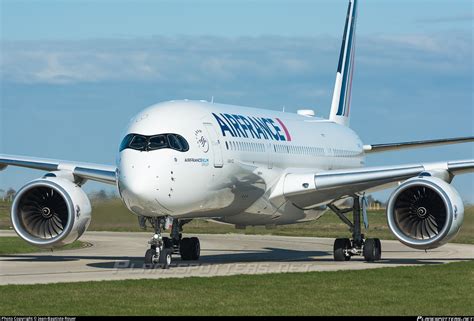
top-left (117, 100), bottom-right (365, 226)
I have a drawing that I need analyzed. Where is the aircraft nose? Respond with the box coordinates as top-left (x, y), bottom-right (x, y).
top-left (120, 173), bottom-right (150, 199)
top-left (118, 153), bottom-right (159, 207)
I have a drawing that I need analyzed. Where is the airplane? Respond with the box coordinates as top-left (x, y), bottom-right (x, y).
top-left (1, 0), bottom-right (473, 269)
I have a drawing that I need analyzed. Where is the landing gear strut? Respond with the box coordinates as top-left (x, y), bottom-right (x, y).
top-left (144, 217), bottom-right (172, 269)
top-left (328, 195), bottom-right (381, 262)
top-left (143, 217), bottom-right (201, 268)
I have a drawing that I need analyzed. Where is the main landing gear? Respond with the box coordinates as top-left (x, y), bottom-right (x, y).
top-left (328, 196), bottom-right (382, 262)
top-left (144, 217), bottom-right (201, 269)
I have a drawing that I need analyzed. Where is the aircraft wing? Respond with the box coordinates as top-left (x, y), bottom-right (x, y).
top-left (363, 136), bottom-right (474, 154)
top-left (269, 159), bottom-right (474, 209)
top-left (0, 154), bottom-right (117, 185)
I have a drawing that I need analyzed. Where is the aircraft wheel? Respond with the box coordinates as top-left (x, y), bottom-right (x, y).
top-left (334, 238), bottom-right (351, 261)
top-left (374, 238), bottom-right (382, 260)
top-left (180, 237), bottom-right (201, 260)
top-left (189, 237), bottom-right (201, 260)
top-left (363, 238), bottom-right (381, 262)
top-left (162, 236), bottom-right (174, 249)
top-left (144, 248), bottom-right (158, 268)
top-left (159, 248), bottom-right (172, 269)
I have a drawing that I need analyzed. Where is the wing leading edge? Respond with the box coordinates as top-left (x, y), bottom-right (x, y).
top-left (363, 136), bottom-right (474, 154)
top-left (0, 154), bottom-right (117, 185)
top-left (270, 159), bottom-right (474, 209)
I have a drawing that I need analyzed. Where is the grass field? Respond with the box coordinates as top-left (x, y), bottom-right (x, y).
top-left (1, 199), bottom-right (473, 315)
top-left (1, 199), bottom-right (474, 244)
top-left (0, 261), bottom-right (472, 315)
top-left (0, 237), bottom-right (86, 255)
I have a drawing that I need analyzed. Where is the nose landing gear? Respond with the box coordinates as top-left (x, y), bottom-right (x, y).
top-left (143, 217), bottom-right (201, 268)
top-left (329, 195), bottom-right (382, 263)
top-left (144, 245), bottom-right (172, 269)
top-left (144, 217), bottom-right (173, 269)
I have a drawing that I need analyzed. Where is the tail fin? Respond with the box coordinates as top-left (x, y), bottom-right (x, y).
top-left (329, 0), bottom-right (358, 127)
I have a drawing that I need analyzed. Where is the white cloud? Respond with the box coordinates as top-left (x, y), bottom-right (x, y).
top-left (0, 33), bottom-right (471, 85)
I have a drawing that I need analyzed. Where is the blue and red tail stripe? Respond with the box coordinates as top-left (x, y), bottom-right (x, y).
top-left (336, 0), bottom-right (357, 118)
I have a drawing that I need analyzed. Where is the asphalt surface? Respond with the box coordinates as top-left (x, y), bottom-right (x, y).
top-left (1, 230), bottom-right (473, 285)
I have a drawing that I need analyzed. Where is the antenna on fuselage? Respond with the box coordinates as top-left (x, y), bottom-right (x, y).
top-left (211, 96), bottom-right (215, 103)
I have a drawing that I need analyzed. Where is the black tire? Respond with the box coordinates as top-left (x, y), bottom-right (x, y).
top-left (190, 237), bottom-right (201, 260)
top-left (144, 248), bottom-right (157, 268)
top-left (180, 238), bottom-right (192, 260)
top-left (180, 237), bottom-right (201, 260)
top-left (374, 238), bottom-right (382, 260)
top-left (363, 238), bottom-right (380, 262)
top-left (159, 248), bottom-right (172, 269)
top-left (162, 237), bottom-right (173, 249)
top-left (333, 238), bottom-right (351, 261)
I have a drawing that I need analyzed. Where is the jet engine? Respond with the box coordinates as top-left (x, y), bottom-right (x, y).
top-left (387, 176), bottom-right (464, 250)
top-left (11, 176), bottom-right (91, 248)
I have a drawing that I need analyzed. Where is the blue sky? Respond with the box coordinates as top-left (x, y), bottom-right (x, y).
top-left (0, 0), bottom-right (473, 202)
top-left (1, 0), bottom-right (473, 39)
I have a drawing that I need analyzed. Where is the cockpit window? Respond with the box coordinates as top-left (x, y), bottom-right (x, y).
top-left (129, 135), bottom-right (148, 150)
top-left (177, 135), bottom-right (189, 151)
top-left (119, 134), bottom-right (134, 152)
top-left (148, 135), bottom-right (167, 150)
top-left (168, 134), bottom-right (183, 151)
top-left (119, 133), bottom-right (189, 152)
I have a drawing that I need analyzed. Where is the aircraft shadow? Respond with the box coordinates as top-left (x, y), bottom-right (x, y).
top-left (1, 247), bottom-right (472, 270)
top-left (88, 247), bottom-right (330, 269)
top-left (0, 255), bottom-right (141, 263)
top-left (1, 247), bottom-right (329, 267)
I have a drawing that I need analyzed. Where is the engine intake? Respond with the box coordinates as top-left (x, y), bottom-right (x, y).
top-left (18, 186), bottom-right (70, 239)
top-left (387, 176), bottom-right (464, 250)
top-left (11, 177), bottom-right (91, 248)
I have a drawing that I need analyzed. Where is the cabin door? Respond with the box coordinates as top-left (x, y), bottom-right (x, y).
top-left (203, 123), bottom-right (224, 168)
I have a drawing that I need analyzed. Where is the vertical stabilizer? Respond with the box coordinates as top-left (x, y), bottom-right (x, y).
top-left (329, 0), bottom-right (358, 127)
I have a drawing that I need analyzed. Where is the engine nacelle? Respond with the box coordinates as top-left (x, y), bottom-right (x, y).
top-left (11, 177), bottom-right (92, 248)
top-left (387, 176), bottom-right (464, 250)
